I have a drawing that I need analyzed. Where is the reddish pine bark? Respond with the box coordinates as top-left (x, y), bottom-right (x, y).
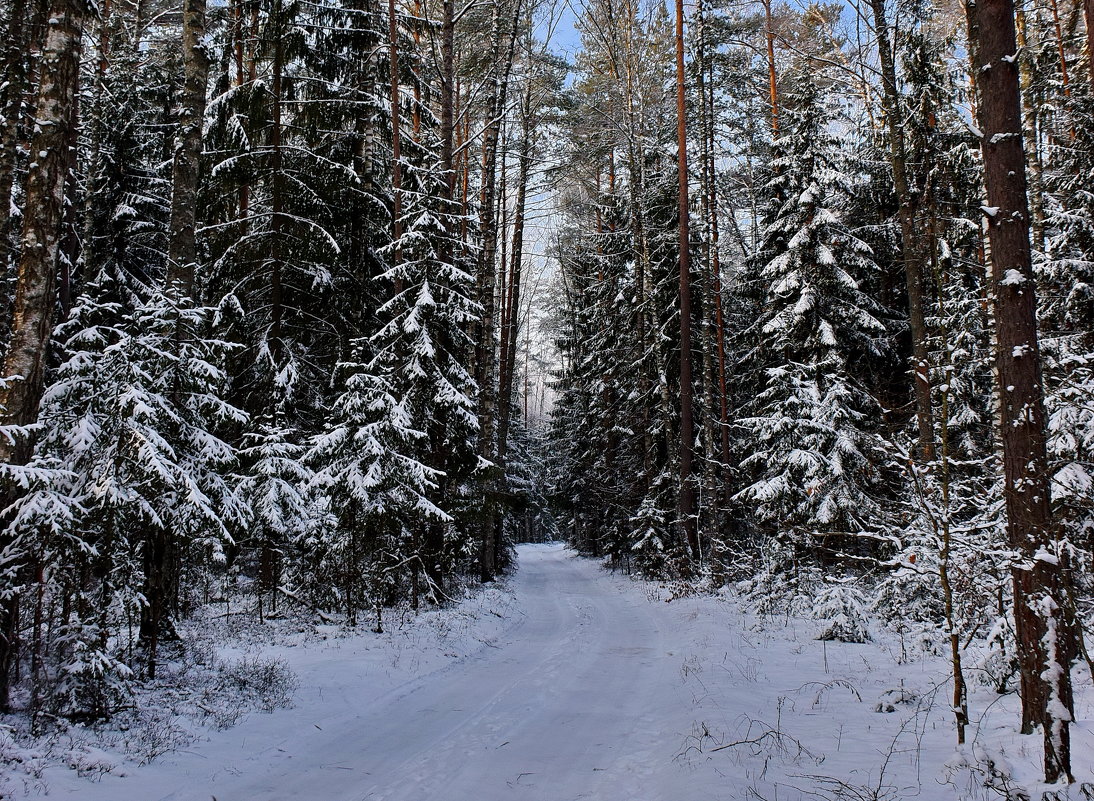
top-left (674, 0), bottom-right (699, 561)
top-left (967, 0), bottom-right (1077, 782)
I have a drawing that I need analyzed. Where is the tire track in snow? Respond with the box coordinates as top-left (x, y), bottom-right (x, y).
top-left (54, 544), bottom-right (691, 801)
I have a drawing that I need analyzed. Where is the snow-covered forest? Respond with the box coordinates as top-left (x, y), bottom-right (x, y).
top-left (1, 0), bottom-right (1094, 795)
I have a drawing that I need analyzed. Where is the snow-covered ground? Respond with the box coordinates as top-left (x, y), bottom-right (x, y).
top-left (17, 542), bottom-right (1094, 800)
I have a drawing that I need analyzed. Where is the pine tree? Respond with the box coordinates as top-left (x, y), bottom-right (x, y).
top-left (734, 70), bottom-right (886, 559)
top-left (374, 139), bottom-right (481, 599)
top-left (308, 346), bottom-right (448, 627)
top-left (9, 277), bottom-right (246, 699)
top-left (967, 0), bottom-right (1077, 778)
top-left (237, 424), bottom-right (316, 619)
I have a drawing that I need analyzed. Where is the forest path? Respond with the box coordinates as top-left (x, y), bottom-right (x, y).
top-left (66, 543), bottom-right (703, 801)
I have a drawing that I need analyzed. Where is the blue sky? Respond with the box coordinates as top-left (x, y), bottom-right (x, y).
top-left (539, 0), bottom-right (583, 62)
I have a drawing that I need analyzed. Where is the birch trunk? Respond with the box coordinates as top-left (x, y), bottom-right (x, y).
top-left (0, 0), bottom-right (86, 710)
top-left (167, 0), bottom-right (210, 297)
top-left (0, 0), bottom-right (29, 266)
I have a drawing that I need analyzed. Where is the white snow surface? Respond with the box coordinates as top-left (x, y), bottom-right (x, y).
top-left (29, 543), bottom-right (1094, 800)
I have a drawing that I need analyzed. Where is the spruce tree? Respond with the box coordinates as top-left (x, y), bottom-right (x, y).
top-left (734, 70), bottom-right (886, 559)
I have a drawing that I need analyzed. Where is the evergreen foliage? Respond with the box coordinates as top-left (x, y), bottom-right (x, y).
top-left (733, 71), bottom-right (886, 548)
top-left (0, 0), bottom-right (1093, 780)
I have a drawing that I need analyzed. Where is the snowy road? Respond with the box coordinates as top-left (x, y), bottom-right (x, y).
top-left (63, 544), bottom-right (699, 801)
top-left (43, 542), bottom-right (1094, 800)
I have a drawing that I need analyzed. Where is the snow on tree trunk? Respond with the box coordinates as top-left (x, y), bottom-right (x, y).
top-left (0, 0), bottom-right (85, 711)
top-left (167, 0), bottom-right (210, 298)
top-left (966, 0), bottom-right (1077, 783)
top-left (0, 0), bottom-right (29, 266)
top-left (867, 0), bottom-right (936, 462)
top-left (474, 0), bottom-right (521, 583)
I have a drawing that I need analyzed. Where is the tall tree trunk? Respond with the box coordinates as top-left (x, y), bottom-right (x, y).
top-left (57, 98), bottom-right (79, 322)
top-left (867, 0), bottom-right (936, 461)
top-left (694, 0), bottom-right (718, 543)
top-left (461, 104), bottom-right (471, 244)
top-left (233, 0), bottom-right (249, 222)
top-left (439, 0), bottom-right (455, 204)
top-left (168, 0), bottom-right (210, 296)
top-left (0, 0), bottom-right (29, 267)
top-left (1014, 3), bottom-right (1046, 252)
top-left (388, 0), bottom-right (414, 596)
top-left (497, 71), bottom-right (533, 465)
top-left (388, 0), bottom-right (403, 251)
top-left (967, 0), bottom-right (1077, 782)
top-left (269, 0), bottom-right (285, 370)
top-left (79, 0), bottom-right (112, 285)
top-left (706, 64), bottom-right (730, 477)
top-left (1045, 0), bottom-right (1070, 99)
top-left (1085, 0), bottom-right (1094, 88)
top-left (475, 0), bottom-right (521, 582)
top-left (411, 0), bottom-right (422, 140)
top-left (244, 0), bottom-right (260, 226)
top-left (497, 125), bottom-right (508, 311)
top-left (674, 0), bottom-right (699, 562)
top-left (0, 0), bottom-right (85, 710)
top-left (0, 0), bottom-right (82, 456)
top-left (762, 0), bottom-right (779, 136)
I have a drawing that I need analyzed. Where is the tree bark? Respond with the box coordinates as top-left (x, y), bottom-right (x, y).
top-left (439, 0), bottom-right (455, 205)
top-left (0, 0), bottom-right (86, 709)
top-left (674, 0), bottom-right (699, 562)
top-left (236, 0), bottom-right (253, 224)
top-left (1045, 0), bottom-right (1070, 98)
top-left (867, 0), bottom-right (936, 461)
top-left (388, 0), bottom-right (403, 251)
top-left (497, 69), bottom-right (533, 465)
top-left (461, 104), bottom-right (471, 243)
top-left (475, 0), bottom-right (521, 582)
top-left (762, 0), bottom-right (779, 136)
top-left (0, 0), bottom-right (84, 456)
top-left (167, 0), bottom-right (210, 297)
top-left (1086, 0), bottom-right (1094, 89)
top-left (967, 0), bottom-right (1077, 782)
top-left (0, 0), bottom-right (29, 268)
top-left (269, 0), bottom-right (285, 368)
top-left (1014, 3), bottom-right (1046, 252)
